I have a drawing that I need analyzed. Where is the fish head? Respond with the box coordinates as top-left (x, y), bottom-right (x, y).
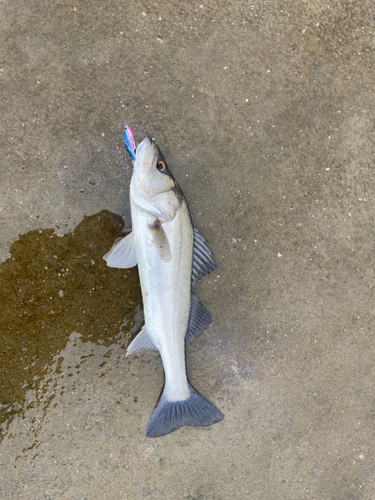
top-left (130, 137), bottom-right (183, 221)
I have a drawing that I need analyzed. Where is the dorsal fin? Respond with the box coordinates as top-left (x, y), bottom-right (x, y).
top-left (191, 227), bottom-right (217, 288)
top-left (186, 294), bottom-right (212, 343)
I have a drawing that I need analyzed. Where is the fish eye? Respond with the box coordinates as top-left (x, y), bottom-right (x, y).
top-left (156, 161), bottom-right (167, 172)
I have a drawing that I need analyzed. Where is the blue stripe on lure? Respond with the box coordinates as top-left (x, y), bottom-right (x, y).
top-left (124, 124), bottom-right (136, 161)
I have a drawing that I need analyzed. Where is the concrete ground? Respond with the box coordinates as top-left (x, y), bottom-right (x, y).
top-left (1, 0), bottom-right (375, 498)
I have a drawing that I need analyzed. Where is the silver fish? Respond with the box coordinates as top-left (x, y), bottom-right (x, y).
top-left (104, 133), bottom-right (223, 437)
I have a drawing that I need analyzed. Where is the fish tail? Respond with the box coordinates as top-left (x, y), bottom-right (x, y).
top-left (146, 384), bottom-right (223, 438)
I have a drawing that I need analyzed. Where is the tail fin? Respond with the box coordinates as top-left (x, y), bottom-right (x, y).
top-left (146, 384), bottom-right (223, 438)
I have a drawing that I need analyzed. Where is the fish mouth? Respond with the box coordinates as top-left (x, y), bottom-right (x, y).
top-left (135, 136), bottom-right (155, 169)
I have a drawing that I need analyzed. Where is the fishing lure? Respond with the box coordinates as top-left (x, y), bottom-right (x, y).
top-left (124, 124), bottom-right (136, 161)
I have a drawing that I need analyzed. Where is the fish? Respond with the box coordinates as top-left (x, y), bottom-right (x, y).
top-left (103, 126), bottom-right (223, 437)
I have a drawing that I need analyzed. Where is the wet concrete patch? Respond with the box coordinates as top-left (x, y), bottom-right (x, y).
top-left (0, 211), bottom-right (142, 437)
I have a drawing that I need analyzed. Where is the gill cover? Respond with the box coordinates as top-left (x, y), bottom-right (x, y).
top-left (130, 137), bottom-right (183, 221)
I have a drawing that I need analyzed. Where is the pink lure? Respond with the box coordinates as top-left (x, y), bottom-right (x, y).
top-left (124, 124), bottom-right (136, 160)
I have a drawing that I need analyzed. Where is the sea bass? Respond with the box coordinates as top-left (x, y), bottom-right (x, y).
top-left (104, 127), bottom-right (223, 437)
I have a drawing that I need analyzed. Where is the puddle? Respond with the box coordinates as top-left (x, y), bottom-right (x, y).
top-left (0, 210), bottom-right (142, 438)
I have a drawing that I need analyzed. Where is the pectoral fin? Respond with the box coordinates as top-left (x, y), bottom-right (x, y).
top-left (103, 231), bottom-right (137, 268)
top-left (149, 220), bottom-right (171, 263)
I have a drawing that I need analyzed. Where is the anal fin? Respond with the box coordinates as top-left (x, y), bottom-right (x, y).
top-left (126, 325), bottom-right (158, 356)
